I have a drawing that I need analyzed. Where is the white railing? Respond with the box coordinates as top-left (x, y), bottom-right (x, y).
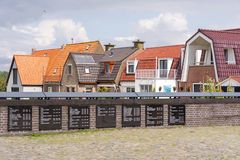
top-left (136, 69), bottom-right (177, 80)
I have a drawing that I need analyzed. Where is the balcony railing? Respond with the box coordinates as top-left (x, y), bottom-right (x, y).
top-left (136, 69), bottom-right (177, 80)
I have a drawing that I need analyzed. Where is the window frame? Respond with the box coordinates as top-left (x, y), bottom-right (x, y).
top-left (12, 68), bottom-right (18, 84)
top-left (224, 48), bottom-right (236, 64)
top-left (67, 64), bottom-right (72, 75)
top-left (126, 61), bottom-right (135, 74)
top-left (105, 63), bottom-right (111, 73)
top-left (140, 85), bottom-right (152, 92)
top-left (85, 67), bottom-right (90, 74)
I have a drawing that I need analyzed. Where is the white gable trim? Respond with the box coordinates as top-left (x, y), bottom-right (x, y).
top-left (217, 78), bottom-right (240, 86)
top-left (181, 32), bottom-right (219, 82)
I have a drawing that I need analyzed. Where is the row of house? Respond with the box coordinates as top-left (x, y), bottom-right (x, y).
top-left (6, 28), bottom-right (240, 92)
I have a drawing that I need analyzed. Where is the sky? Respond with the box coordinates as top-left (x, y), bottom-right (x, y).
top-left (1, 0), bottom-right (240, 71)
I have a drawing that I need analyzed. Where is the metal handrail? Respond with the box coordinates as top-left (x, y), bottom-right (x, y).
top-left (0, 92), bottom-right (239, 99)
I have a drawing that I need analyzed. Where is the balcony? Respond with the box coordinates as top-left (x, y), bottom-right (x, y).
top-left (136, 69), bottom-right (177, 80)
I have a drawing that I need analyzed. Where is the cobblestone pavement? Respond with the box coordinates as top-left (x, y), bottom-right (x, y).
top-left (0, 126), bottom-right (240, 160)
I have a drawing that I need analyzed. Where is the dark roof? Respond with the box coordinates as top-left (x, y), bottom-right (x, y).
top-left (98, 61), bottom-right (122, 82)
top-left (198, 29), bottom-right (240, 81)
top-left (70, 53), bottom-right (105, 83)
top-left (77, 64), bottom-right (100, 83)
top-left (71, 53), bottom-right (105, 63)
top-left (100, 47), bottom-right (138, 62)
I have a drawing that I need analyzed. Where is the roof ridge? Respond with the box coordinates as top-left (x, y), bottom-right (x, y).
top-left (66, 40), bottom-right (100, 46)
top-left (146, 44), bottom-right (184, 49)
top-left (199, 28), bottom-right (240, 34)
top-left (110, 46), bottom-right (135, 50)
top-left (32, 47), bottom-right (61, 52)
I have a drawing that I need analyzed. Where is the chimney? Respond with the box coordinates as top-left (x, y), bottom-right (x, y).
top-left (32, 48), bottom-right (36, 53)
top-left (104, 43), bottom-right (115, 51)
top-left (133, 39), bottom-right (145, 50)
top-left (61, 44), bottom-right (66, 49)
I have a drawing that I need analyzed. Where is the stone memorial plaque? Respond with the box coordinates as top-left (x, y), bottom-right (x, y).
top-left (96, 106), bottom-right (116, 128)
top-left (169, 105), bottom-right (185, 125)
top-left (8, 106), bottom-right (32, 131)
top-left (122, 105), bottom-right (141, 127)
top-left (39, 106), bottom-right (62, 130)
top-left (69, 106), bottom-right (90, 129)
top-left (146, 105), bottom-right (163, 126)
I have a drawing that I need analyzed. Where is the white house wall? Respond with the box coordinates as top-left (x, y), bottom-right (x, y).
top-left (155, 80), bottom-right (177, 92)
top-left (181, 32), bottom-right (218, 82)
top-left (22, 86), bottom-right (43, 92)
top-left (120, 81), bottom-right (135, 92)
top-left (6, 61), bottom-right (23, 92)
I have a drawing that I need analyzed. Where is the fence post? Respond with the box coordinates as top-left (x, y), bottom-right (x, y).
top-left (116, 105), bottom-right (122, 128)
top-left (163, 104), bottom-right (168, 126)
top-left (141, 105), bottom-right (146, 127)
top-left (32, 106), bottom-right (39, 132)
top-left (0, 106), bottom-right (8, 134)
top-left (90, 105), bottom-right (96, 129)
top-left (62, 106), bottom-right (68, 130)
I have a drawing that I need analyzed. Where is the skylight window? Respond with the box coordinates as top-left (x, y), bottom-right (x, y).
top-left (53, 68), bottom-right (57, 75)
top-left (85, 67), bottom-right (90, 74)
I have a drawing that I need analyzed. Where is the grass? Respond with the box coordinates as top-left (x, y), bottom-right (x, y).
top-left (1, 126), bottom-right (240, 159)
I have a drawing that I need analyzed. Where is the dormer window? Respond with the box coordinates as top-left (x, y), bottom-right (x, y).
top-left (105, 63), bottom-right (110, 73)
top-left (224, 48), bottom-right (236, 64)
top-left (53, 68), bottom-right (57, 75)
top-left (85, 67), bottom-right (90, 74)
top-left (109, 51), bottom-right (114, 57)
top-left (85, 44), bottom-right (91, 50)
top-left (127, 61), bottom-right (135, 74)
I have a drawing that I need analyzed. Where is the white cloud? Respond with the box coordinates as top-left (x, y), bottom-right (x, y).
top-left (12, 19), bottom-right (89, 46)
top-left (114, 36), bottom-right (137, 42)
top-left (139, 12), bottom-right (188, 32)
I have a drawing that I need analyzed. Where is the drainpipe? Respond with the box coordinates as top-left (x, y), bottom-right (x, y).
top-left (155, 57), bottom-right (157, 92)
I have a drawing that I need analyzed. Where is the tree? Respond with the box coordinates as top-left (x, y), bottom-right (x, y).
top-left (0, 71), bottom-right (8, 92)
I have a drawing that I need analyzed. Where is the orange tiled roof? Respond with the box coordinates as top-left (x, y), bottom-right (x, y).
top-left (136, 45), bottom-right (184, 60)
top-left (14, 55), bottom-right (49, 85)
top-left (32, 40), bottom-right (104, 82)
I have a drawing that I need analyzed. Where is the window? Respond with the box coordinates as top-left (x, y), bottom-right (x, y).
top-left (67, 87), bottom-right (75, 92)
top-left (159, 59), bottom-right (168, 78)
top-left (47, 87), bottom-right (52, 92)
top-left (140, 85), bottom-right (152, 92)
top-left (126, 87), bottom-right (135, 92)
top-left (193, 84), bottom-right (201, 92)
top-left (85, 67), bottom-right (90, 74)
top-left (127, 61), bottom-right (135, 74)
top-left (11, 87), bottom-right (19, 92)
top-left (210, 52), bottom-right (214, 64)
top-left (53, 68), bottom-right (57, 75)
top-left (85, 87), bottom-right (93, 92)
top-left (13, 69), bottom-right (18, 84)
top-left (224, 48), bottom-right (236, 64)
top-left (67, 64), bottom-right (72, 75)
top-left (105, 63), bottom-right (110, 73)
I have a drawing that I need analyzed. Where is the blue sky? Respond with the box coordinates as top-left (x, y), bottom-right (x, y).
top-left (1, 0), bottom-right (240, 70)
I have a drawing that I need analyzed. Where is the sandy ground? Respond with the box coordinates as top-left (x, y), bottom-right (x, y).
top-left (0, 126), bottom-right (240, 160)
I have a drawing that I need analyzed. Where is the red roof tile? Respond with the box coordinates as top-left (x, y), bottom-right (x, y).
top-left (120, 45), bottom-right (183, 81)
top-left (136, 45), bottom-right (184, 60)
top-left (198, 29), bottom-right (240, 81)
